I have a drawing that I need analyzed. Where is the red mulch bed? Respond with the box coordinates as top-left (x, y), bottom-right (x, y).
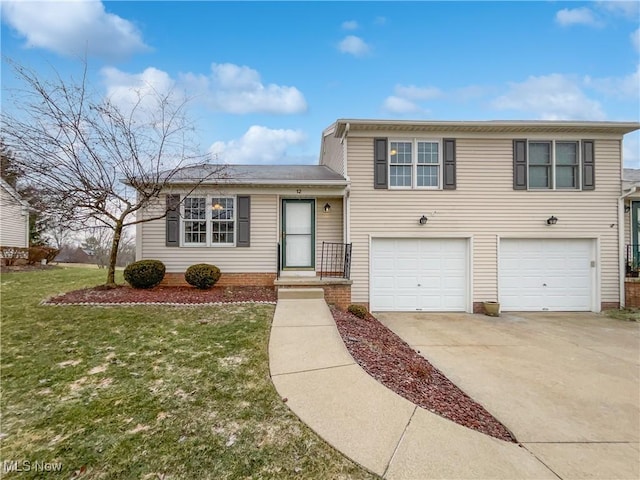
top-left (332, 307), bottom-right (517, 443)
top-left (45, 285), bottom-right (277, 305)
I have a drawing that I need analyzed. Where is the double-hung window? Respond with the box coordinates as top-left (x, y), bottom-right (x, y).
top-left (211, 197), bottom-right (235, 245)
top-left (528, 141), bottom-right (579, 190)
top-left (183, 197), bottom-right (207, 244)
top-left (182, 196), bottom-right (235, 246)
top-left (389, 139), bottom-right (441, 189)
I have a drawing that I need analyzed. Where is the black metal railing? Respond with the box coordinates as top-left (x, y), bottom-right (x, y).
top-left (276, 242), bottom-right (281, 279)
top-left (626, 244), bottom-right (640, 278)
top-left (319, 242), bottom-right (352, 280)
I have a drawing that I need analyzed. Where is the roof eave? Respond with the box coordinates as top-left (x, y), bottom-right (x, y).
top-left (333, 119), bottom-right (640, 136)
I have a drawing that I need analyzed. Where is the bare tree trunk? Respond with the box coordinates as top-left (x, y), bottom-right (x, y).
top-left (106, 220), bottom-right (124, 286)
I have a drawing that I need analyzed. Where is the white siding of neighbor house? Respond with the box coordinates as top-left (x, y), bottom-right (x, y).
top-left (139, 189), bottom-right (346, 273)
top-left (0, 184), bottom-right (29, 248)
top-left (345, 134), bottom-right (623, 307)
top-left (321, 133), bottom-right (345, 176)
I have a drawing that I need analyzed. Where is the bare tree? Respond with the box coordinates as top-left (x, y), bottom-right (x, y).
top-left (2, 59), bottom-right (225, 286)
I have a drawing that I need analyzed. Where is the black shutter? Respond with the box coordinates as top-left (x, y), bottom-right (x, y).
top-left (513, 139), bottom-right (528, 190)
top-left (443, 138), bottom-right (456, 190)
top-left (374, 138), bottom-right (388, 189)
top-left (582, 140), bottom-right (595, 190)
top-left (166, 194), bottom-right (180, 247)
top-left (237, 195), bottom-right (250, 247)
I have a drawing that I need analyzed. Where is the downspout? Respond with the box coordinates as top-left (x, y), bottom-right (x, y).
top-left (620, 186), bottom-right (638, 308)
top-left (340, 123), bottom-right (351, 244)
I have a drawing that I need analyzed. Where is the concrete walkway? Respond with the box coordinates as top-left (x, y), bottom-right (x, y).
top-left (269, 289), bottom-right (557, 479)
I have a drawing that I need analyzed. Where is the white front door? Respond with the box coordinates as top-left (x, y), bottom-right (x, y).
top-left (282, 199), bottom-right (315, 269)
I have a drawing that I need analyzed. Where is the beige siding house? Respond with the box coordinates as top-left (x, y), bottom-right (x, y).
top-left (0, 178), bottom-right (29, 249)
top-left (135, 119), bottom-right (640, 311)
top-left (136, 165), bottom-right (349, 293)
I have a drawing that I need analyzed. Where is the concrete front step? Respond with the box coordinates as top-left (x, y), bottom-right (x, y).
top-left (277, 287), bottom-right (324, 300)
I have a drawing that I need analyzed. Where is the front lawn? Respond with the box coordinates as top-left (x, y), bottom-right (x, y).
top-left (0, 268), bottom-right (376, 479)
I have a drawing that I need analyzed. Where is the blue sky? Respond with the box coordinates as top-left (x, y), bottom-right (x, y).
top-left (2, 1), bottom-right (639, 166)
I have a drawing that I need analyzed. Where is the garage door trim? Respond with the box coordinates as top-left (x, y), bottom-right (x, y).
top-left (497, 236), bottom-right (599, 312)
top-left (369, 235), bottom-right (473, 313)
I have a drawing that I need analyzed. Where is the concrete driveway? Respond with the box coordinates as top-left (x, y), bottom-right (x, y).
top-left (376, 311), bottom-right (640, 480)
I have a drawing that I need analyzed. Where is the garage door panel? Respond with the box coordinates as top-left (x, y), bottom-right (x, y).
top-left (371, 238), bottom-right (467, 312)
top-left (396, 276), bottom-right (419, 289)
top-left (418, 258), bottom-right (442, 270)
top-left (372, 276), bottom-right (394, 289)
top-left (372, 257), bottom-right (395, 271)
top-left (396, 258), bottom-right (420, 271)
top-left (499, 239), bottom-right (593, 312)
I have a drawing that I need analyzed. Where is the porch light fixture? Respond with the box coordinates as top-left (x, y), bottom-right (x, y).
top-left (546, 215), bottom-right (558, 225)
top-left (625, 205), bottom-right (631, 213)
top-left (419, 215), bottom-right (428, 225)
top-left (323, 202), bottom-right (331, 213)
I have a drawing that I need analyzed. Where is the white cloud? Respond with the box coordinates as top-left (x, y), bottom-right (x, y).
top-left (623, 133), bottom-right (639, 168)
top-left (382, 96), bottom-right (422, 114)
top-left (103, 67), bottom-right (175, 102)
top-left (492, 74), bottom-right (606, 120)
top-left (338, 35), bottom-right (371, 57)
top-left (584, 65), bottom-right (640, 99)
top-left (381, 84), bottom-right (442, 114)
top-left (632, 28), bottom-right (640, 52)
top-left (2, 0), bottom-right (148, 60)
top-left (209, 126), bottom-right (307, 164)
top-left (374, 16), bottom-right (387, 26)
top-left (394, 85), bottom-right (442, 101)
top-left (180, 63), bottom-right (307, 114)
top-left (341, 20), bottom-right (359, 30)
top-left (555, 7), bottom-right (601, 27)
top-left (596, 1), bottom-right (640, 19)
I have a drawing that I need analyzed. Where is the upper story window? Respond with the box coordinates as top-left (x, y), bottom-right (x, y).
top-left (183, 196), bottom-right (235, 246)
top-left (389, 139), bottom-right (441, 189)
top-left (528, 141), bottom-right (579, 190)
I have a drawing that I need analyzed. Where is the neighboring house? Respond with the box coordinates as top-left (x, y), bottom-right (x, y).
top-left (135, 119), bottom-right (640, 312)
top-left (623, 168), bottom-right (640, 268)
top-left (0, 177), bottom-right (29, 250)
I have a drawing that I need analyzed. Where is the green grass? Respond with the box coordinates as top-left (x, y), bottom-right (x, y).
top-left (1, 268), bottom-right (377, 479)
top-left (604, 307), bottom-right (640, 322)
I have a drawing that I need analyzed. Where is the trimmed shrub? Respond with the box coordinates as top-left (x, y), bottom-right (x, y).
top-left (184, 263), bottom-right (221, 289)
top-left (0, 246), bottom-right (29, 266)
top-left (347, 304), bottom-right (368, 319)
top-left (124, 259), bottom-right (166, 289)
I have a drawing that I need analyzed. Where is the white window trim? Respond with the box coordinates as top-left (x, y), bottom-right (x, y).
top-left (388, 138), bottom-right (443, 190)
top-left (181, 195), bottom-right (236, 247)
top-left (527, 140), bottom-right (581, 191)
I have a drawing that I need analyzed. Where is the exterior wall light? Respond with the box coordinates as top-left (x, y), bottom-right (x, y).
top-left (546, 215), bottom-right (558, 225)
top-left (323, 203), bottom-right (331, 213)
top-left (419, 215), bottom-right (428, 225)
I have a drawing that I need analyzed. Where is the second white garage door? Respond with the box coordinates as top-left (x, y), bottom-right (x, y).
top-left (499, 238), bottom-right (594, 311)
top-left (370, 238), bottom-right (467, 311)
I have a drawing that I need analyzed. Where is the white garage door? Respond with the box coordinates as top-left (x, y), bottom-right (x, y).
top-left (499, 239), bottom-right (594, 311)
top-left (370, 238), bottom-right (467, 311)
